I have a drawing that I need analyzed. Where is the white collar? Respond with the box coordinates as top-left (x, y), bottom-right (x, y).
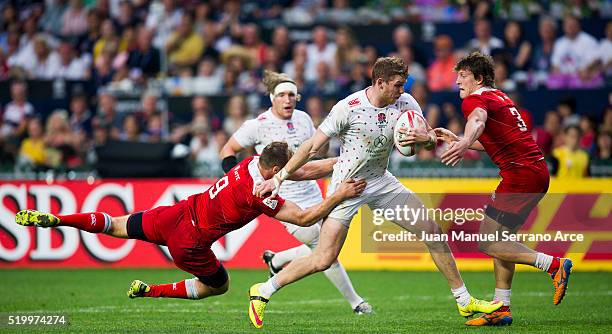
top-left (470, 87), bottom-right (496, 96)
top-left (248, 156), bottom-right (264, 182)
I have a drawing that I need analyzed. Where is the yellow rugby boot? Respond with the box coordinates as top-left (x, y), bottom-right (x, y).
top-left (457, 297), bottom-right (503, 317)
top-left (127, 280), bottom-right (150, 299)
top-left (15, 210), bottom-right (59, 228)
top-left (248, 283), bottom-right (269, 329)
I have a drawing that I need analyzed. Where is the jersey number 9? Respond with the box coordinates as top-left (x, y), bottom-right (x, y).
top-left (509, 107), bottom-right (528, 132)
top-left (209, 176), bottom-right (229, 199)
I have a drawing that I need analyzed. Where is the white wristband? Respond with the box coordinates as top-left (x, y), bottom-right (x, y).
top-left (272, 175), bottom-right (282, 191)
top-left (276, 168), bottom-right (289, 182)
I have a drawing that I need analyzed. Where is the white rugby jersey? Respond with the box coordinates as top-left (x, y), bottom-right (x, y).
top-left (233, 108), bottom-right (322, 202)
top-left (319, 88), bottom-right (423, 186)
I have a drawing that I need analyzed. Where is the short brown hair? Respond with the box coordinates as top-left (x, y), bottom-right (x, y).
top-left (260, 142), bottom-right (293, 169)
top-left (371, 57), bottom-right (409, 83)
top-left (454, 52), bottom-right (496, 88)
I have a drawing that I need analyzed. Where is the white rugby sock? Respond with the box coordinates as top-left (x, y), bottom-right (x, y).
top-left (271, 245), bottom-right (311, 269)
top-left (323, 262), bottom-right (363, 309)
top-left (534, 252), bottom-right (553, 271)
top-left (494, 288), bottom-right (511, 306)
top-left (258, 276), bottom-right (281, 299)
top-left (451, 284), bottom-right (471, 307)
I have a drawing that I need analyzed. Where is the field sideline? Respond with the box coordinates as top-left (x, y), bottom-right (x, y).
top-left (1, 269), bottom-right (611, 333)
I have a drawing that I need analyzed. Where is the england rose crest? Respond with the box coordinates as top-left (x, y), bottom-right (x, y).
top-left (286, 121), bottom-right (296, 134)
top-left (376, 112), bottom-right (387, 128)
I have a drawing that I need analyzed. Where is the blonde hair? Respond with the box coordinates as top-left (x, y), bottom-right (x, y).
top-left (46, 109), bottom-right (70, 133)
top-left (262, 70), bottom-right (295, 95)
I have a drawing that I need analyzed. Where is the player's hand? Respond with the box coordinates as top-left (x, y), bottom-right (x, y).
top-left (434, 127), bottom-right (460, 143)
top-left (440, 139), bottom-right (470, 166)
top-left (254, 178), bottom-right (278, 198)
top-left (397, 127), bottom-right (431, 146)
top-left (337, 178), bottom-right (367, 199)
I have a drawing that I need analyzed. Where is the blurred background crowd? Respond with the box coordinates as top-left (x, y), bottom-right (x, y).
top-left (0, 0), bottom-right (610, 179)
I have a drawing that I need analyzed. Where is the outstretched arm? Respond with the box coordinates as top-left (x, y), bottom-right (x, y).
top-left (435, 128), bottom-right (485, 151)
top-left (255, 129), bottom-right (331, 197)
top-left (440, 108), bottom-right (487, 166)
top-left (273, 178), bottom-right (366, 226)
top-left (288, 157), bottom-right (337, 181)
top-left (283, 129), bottom-right (331, 176)
top-left (397, 124), bottom-right (437, 151)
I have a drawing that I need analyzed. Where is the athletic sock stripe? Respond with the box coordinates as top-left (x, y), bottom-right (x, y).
top-left (103, 213), bottom-right (112, 233)
top-left (191, 279), bottom-right (200, 299)
top-left (185, 278), bottom-right (199, 299)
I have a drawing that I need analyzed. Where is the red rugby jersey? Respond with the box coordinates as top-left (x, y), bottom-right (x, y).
top-left (461, 88), bottom-right (543, 170)
top-left (187, 156), bottom-right (285, 244)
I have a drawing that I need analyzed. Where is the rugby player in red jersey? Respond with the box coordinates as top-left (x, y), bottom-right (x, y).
top-left (435, 52), bottom-right (572, 326)
top-left (14, 142), bottom-right (366, 301)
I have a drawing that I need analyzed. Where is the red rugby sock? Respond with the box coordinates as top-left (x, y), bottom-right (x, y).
top-left (57, 212), bottom-right (109, 233)
top-left (547, 257), bottom-right (560, 275)
top-left (145, 281), bottom-right (189, 299)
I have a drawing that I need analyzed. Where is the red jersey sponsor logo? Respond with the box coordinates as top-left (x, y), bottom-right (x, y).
top-left (348, 98), bottom-right (360, 107)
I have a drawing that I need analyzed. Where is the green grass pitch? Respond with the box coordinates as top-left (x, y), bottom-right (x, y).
top-left (0, 269), bottom-right (611, 333)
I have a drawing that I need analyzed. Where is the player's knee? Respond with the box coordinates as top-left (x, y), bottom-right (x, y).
top-left (477, 239), bottom-right (503, 257)
top-left (312, 253), bottom-right (336, 272)
top-left (423, 239), bottom-right (448, 253)
top-left (194, 277), bottom-right (229, 298)
top-left (478, 240), bottom-right (494, 255)
top-left (209, 280), bottom-right (229, 296)
top-left (313, 260), bottom-right (333, 272)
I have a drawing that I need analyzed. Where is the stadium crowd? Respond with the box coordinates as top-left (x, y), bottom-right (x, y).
top-left (0, 0), bottom-right (610, 178)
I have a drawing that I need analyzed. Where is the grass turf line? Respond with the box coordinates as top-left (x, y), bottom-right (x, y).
top-left (0, 269), bottom-right (611, 333)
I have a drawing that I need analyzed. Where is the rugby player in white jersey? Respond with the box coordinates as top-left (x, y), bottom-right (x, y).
top-left (220, 70), bottom-right (372, 315)
top-left (247, 57), bottom-right (502, 328)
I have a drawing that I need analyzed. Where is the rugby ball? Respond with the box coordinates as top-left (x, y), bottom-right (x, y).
top-left (394, 110), bottom-right (428, 157)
